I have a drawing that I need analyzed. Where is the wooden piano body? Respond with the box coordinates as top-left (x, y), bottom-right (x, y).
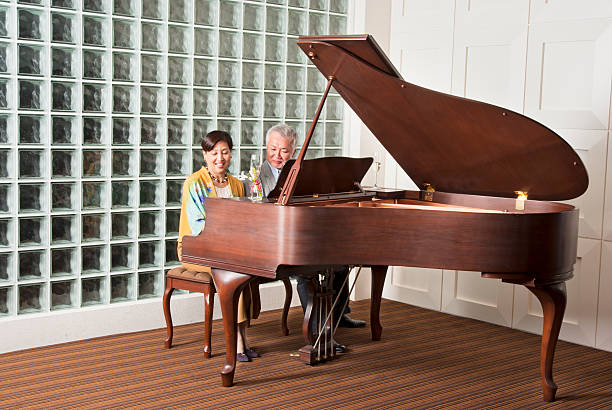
top-left (182, 35), bottom-right (588, 401)
top-left (186, 193), bottom-right (578, 282)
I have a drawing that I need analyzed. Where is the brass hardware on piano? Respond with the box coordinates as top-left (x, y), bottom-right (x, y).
top-left (420, 183), bottom-right (435, 202)
top-left (307, 44), bottom-right (317, 60)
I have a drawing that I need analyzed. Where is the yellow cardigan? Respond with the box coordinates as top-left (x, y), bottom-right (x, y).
top-left (177, 166), bottom-right (245, 261)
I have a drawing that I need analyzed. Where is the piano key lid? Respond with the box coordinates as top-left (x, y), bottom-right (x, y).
top-left (295, 34), bottom-right (589, 201)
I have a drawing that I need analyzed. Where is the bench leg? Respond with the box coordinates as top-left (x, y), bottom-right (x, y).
top-left (163, 283), bottom-right (175, 349)
top-left (203, 287), bottom-right (214, 358)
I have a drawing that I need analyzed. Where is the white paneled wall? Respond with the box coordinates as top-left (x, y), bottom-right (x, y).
top-left (382, 0), bottom-right (612, 351)
top-left (452, 2), bottom-right (528, 111)
top-left (523, 19), bottom-right (612, 130)
top-left (442, 269), bottom-right (514, 327)
top-left (563, 130), bottom-right (606, 239)
top-left (385, 266), bottom-right (442, 311)
top-left (597, 242), bottom-right (612, 348)
top-left (390, 0), bottom-right (455, 94)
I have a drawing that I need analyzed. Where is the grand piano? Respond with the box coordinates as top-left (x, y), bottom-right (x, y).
top-left (182, 34), bottom-right (588, 401)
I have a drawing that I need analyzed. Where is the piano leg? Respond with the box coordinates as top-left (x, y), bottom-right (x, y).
top-left (370, 265), bottom-right (388, 341)
top-left (211, 268), bottom-right (253, 387)
top-left (281, 278), bottom-right (292, 336)
top-left (526, 282), bottom-right (567, 402)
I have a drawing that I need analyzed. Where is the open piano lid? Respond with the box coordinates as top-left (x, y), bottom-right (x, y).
top-left (296, 34), bottom-right (588, 201)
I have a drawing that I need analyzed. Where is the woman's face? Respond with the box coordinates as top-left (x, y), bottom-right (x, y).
top-left (203, 141), bottom-right (232, 174)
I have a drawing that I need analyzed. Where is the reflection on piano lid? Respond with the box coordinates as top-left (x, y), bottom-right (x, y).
top-left (295, 34), bottom-right (588, 201)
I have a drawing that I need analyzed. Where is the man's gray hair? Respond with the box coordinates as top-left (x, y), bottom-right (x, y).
top-left (266, 123), bottom-right (298, 149)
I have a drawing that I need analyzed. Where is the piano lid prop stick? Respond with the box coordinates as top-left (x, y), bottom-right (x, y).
top-left (327, 269), bottom-right (334, 359)
top-left (318, 277), bottom-right (322, 360)
top-left (277, 75), bottom-right (335, 205)
top-left (324, 275), bottom-right (329, 360)
top-left (323, 269), bottom-right (333, 360)
top-left (329, 289), bottom-right (334, 359)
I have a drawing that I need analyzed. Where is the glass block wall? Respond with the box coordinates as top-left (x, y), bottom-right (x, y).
top-left (0, 0), bottom-right (348, 317)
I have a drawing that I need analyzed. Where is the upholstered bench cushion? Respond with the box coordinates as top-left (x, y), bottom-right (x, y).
top-left (166, 267), bottom-right (213, 283)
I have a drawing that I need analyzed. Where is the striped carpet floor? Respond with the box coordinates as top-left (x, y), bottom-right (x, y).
top-left (0, 299), bottom-right (611, 408)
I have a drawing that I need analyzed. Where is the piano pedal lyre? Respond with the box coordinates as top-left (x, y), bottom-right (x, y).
top-left (299, 269), bottom-right (337, 365)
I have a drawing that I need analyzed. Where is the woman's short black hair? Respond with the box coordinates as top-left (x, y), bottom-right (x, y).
top-left (201, 130), bottom-right (233, 151)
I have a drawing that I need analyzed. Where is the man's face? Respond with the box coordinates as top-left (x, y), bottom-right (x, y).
top-left (266, 131), bottom-right (295, 169)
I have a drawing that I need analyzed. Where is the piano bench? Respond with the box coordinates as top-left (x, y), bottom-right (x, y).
top-left (162, 267), bottom-right (293, 358)
top-left (163, 266), bottom-right (216, 358)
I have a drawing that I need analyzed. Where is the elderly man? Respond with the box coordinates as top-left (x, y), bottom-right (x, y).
top-left (256, 123), bottom-right (366, 330)
top-left (257, 123), bottom-right (297, 197)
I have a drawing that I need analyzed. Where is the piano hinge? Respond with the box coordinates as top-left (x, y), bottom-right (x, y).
top-left (420, 183), bottom-right (435, 202)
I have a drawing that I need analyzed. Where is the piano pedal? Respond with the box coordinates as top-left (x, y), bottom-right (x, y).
top-left (299, 345), bottom-right (317, 365)
top-left (298, 343), bottom-right (337, 365)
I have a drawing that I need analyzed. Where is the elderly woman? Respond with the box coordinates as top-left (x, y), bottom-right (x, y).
top-left (177, 130), bottom-right (260, 362)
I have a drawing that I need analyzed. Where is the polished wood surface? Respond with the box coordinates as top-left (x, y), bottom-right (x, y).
top-left (183, 193), bottom-right (578, 280)
top-left (182, 191), bottom-right (579, 399)
top-left (180, 35), bottom-right (587, 401)
top-left (297, 36), bottom-right (588, 201)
